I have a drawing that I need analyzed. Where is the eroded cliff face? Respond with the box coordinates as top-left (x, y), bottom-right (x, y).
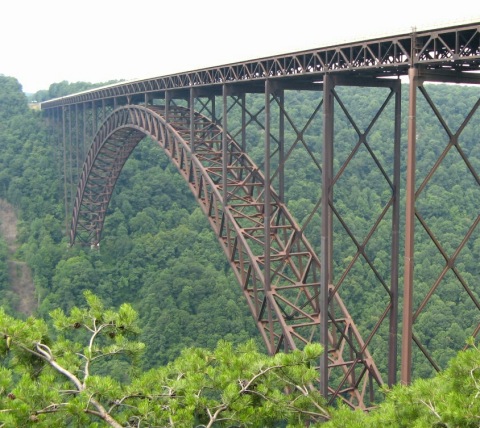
top-left (0, 199), bottom-right (36, 315)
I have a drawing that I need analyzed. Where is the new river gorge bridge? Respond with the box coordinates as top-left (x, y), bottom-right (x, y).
top-left (41, 22), bottom-right (480, 410)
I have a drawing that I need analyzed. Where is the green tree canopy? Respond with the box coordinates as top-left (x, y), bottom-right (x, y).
top-left (0, 292), bottom-right (328, 427)
top-left (0, 75), bottom-right (29, 119)
top-left (325, 338), bottom-right (480, 428)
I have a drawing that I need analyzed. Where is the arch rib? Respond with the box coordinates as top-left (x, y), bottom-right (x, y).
top-left (71, 104), bottom-right (382, 409)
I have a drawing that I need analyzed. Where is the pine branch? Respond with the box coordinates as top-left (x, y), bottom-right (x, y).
top-left (34, 342), bottom-right (83, 391)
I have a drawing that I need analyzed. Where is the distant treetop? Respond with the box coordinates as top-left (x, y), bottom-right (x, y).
top-left (31, 79), bottom-right (123, 103)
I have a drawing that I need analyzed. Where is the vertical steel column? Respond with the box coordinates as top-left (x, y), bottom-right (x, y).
top-left (222, 85), bottom-right (228, 205)
top-left (92, 101), bottom-right (97, 138)
top-left (402, 66), bottom-right (419, 385)
top-left (68, 105), bottom-right (74, 220)
top-left (75, 104), bottom-right (79, 175)
top-left (388, 80), bottom-right (402, 386)
top-left (62, 106), bottom-right (69, 237)
top-left (190, 89), bottom-right (195, 153)
top-left (241, 93), bottom-right (246, 152)
top-left (50, 107), bottom-right (61, 229)
top-left (264, 80), bottom-right (274, 351)
top-left (278, 88), bottom-right (285, 202)
top-left (82, 103), bottom-right (87, 161)
top-left (211, 95), bottom-right (216, 125)
top-left (52, 107), bottom-right (60, 167)
top-left (320, 74), bottom-right (334, 397)
top-left (277, 87), bottom-right (288, 352)
top-left (165, 91), bottom-right (171, 122)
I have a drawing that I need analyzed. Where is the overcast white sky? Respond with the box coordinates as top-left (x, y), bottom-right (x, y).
top-left (1, 0), bottom-right (479, 93)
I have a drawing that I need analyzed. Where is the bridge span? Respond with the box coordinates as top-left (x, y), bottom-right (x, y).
top-left (41, 22), bottom-right (480, 409)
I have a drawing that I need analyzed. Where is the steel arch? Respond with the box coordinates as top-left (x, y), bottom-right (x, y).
top-left (71, 104), bottom-right (383, 409)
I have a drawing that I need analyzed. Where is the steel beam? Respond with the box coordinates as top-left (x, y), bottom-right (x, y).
top-left (41, 22), bottom-right (480, 109)
top-left (190, 88), bottom-right (195, 154)
top-left (402, 67), bottom-right (480, 382)
top-left (402, 66), bottom-right (419, 385)
top-left (62, 106), bottom-right (68, 236)
top-left (389, 79), bottom-right (401, 387)
top-left (222, 85), bottom-right (228, 207)
top-left (320, 74), bottom-right (334, 398)
top-left (264, 79), bottom-right (274, 351)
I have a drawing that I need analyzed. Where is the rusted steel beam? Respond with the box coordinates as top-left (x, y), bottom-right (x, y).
top-left (401, 67), bottom-right (480, 383)
top-left (389, 79), bottom-right (401, 387)
top-left (321, 73), bottom-right (334, 398)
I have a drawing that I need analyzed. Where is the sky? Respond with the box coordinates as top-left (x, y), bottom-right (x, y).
top-left (1, 0), bottom-right (479, 94)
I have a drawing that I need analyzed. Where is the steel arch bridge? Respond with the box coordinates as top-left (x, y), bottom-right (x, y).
top-left (42, 21), bottom-right (480, 409)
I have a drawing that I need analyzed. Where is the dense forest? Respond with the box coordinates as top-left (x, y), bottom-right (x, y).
top-left (0, 74), bottom-right (479, 426)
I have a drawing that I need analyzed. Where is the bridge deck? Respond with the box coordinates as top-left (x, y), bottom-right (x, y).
top-left (41, 22), bottom-right (480, 109)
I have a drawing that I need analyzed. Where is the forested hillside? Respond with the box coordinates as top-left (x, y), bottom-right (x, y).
top-left (0, 75), bottom-right (261, 371)
top-left (0, 74), bottom-right (479, 383)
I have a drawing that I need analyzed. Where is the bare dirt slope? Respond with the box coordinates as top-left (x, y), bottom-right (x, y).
top-left (0, 199), bottom-right (36, 315)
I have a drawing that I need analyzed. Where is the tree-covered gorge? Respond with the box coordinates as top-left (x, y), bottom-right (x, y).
top-left (0, 75), bottom-right (261, 370)
top-left (1, 73), bottom-right (479, 387)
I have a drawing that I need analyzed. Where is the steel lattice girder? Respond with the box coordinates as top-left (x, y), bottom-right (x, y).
top-left (41, 23), bottom-right (480, 110)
